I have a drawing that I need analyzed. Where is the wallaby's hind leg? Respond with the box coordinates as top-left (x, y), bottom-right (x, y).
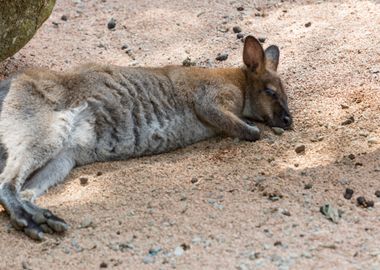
top-left (0, 140), bottom-right (70, 240)
top-left (21, 151), bottom-right (76, 203)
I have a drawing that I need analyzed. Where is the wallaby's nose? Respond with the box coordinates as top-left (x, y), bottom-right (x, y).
top-left (283, 115), bottom-right (292, 127)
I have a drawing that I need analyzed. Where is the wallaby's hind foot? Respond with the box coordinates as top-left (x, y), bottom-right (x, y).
top-left (0, 183), bottom-right (68, 240)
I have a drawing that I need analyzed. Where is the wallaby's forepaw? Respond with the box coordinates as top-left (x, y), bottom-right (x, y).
top-left (10, 200), bottom-right (68, 241)
top-left (241, 125), bottom-right (260, 142)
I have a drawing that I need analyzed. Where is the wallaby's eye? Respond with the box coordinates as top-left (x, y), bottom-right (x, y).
top-left (264, 87), bottom-right (277, 99)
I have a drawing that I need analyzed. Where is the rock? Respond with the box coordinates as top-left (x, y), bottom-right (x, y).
top-left (237, 6), bottom-right (244, 11)
top-left (368, 137), bottom-right (380, 145)
top-left (233, 26), bottom-right (242, 33)
top-left (0, 0), bottom-right (56, 62)
top-left (236, 33), bottom-right (244, 40)
top-left (182, 57), bottom-right (196, 67)
top-left (80, 177), bottom-right (88, 185)
top-left (61, 14), bottom-right (68, 21)
top-left (320, 203), bottom-right (341, 223)
top-left (216, 53), bottom-right (228, 61)
top-left (344, 188), bottom-right (354, 200)
top-left (341, 116), bottom-right (354, 125)
top-left (375, 190), bottom-right (380, 198)
top-left (304, 183), bottom-right (313, 190)
top-left (96, 171), bottom-right (103, 176)
top-left (295, 144), bottom-right (305, 153)
top-left (174, 246), bottom-right (184, 256)
top-left (341, 104), bottom-right (349, 109)
top-left (142, 255), bottom-right (155, 264)
top-left (149, 246), bottom-right (162, 256)
top-left (339, 178), bottom-right (351, 185)
top-left (100, 262), bottom-right (108, 268)
top-left (272, 127), bottom-right (284, 135)
top-left (305, 22), bottom-right (312, 27)
top-left (121, 44), bottom-right (129, 50)
top-left (258, 37), bottom-right (266, 43)
top-left (107, 18), bottom-right (116, 30)
top-left (357, 196), bottom-right (374, 208)
top-left (80, 217), bottom-right (94, 228)
top-left (191, 177), bottom-right (198, 184)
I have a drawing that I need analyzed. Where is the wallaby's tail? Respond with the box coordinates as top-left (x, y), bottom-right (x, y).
top-left (0, 79), bottom-right (11, 173)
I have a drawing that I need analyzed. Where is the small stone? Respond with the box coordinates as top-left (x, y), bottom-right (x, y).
top-left (305, 22), bottom-right (312, 27)
top-left (368, 137), bottom-right (380, 145)
top-left (121, 44), bottom-right (128, 50)
top-left (375, 191), bottom-right (380, 198)
top-left (341, 104), bottom-right (349, 109)
top-left (274, 241), bottom-right (282, 246)
top-left (80, 177), bottom-right (88, 185)
top-left (181, 243), bottom-right (190, 250)
top-left (320, 203), bottom-right (341, 223)
top-left (304, 183), bottom-right (313, 190)
top-left (295, 144), bottom-right (306, 153)
top-left (191, 177), bottom-right (198, 184)
top-left (343, 188), bottom-right (354, 200)
top-left (339, 178), bottom-right (351, 185)
top-left (143, 255), bottom-right (155, 264)
top-left (341, 116), bottom-right (354, 125)
top-left (258, 37), bottom-right (266, 43)
top-left (272, 127), bottom-right (284, 135)
top-left (237, 6), bottom-right (244, 11)
top-left (107, 18), bottom-right (116, 30)
top-left (216, 53), bottom-right (228, 61)
top-left (366, 200), bottom-right (375, 208)
top-left (96, 171), bottom-right (103, 176)
top-left (348, 153), bottom-right (356, 160)
top-left (232, 26), bottom-right (242, 33)
top-left (182, 57), bottom-right (196, 67)
top-left (61, 15), bottom-right (68, 21)
top-left (100, 262), bottom-right (108, 268)
top-left (174, 246), bottom-right (184, 256)
top-left (149, 246), bottom-right (162, 256)
top-left (80, 217), bottom-right (93, 228)
top-left (236, 33), bottom-right (244, 39)
top-left (357, 196), bottom-right (367, 207)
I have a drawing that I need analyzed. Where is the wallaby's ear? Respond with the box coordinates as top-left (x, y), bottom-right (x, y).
top-left (265, 45), bottom-right (280, 71)
top-left (243, 36), bottom-right (265, 73)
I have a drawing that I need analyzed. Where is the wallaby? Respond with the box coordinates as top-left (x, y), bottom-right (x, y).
top-left (0, 36), bottom-right (292, 240)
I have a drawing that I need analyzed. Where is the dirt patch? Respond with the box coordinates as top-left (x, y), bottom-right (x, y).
top-left (0, 0), bottom-right (380, 269)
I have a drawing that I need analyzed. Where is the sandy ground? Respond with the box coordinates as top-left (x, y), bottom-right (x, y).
top-left (0, 0), bottom-right (380, 269)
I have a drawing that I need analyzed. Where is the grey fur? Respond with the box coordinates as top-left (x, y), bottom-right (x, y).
top-left (0, 36), bottom-right (291, 240)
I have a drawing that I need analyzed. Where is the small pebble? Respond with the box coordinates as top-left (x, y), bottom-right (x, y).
top-left (191, 177), bottom-right (198, 184)
top-left (375, 191), bottom-right (380, 198)
top-left (304, 183), bottom-right (313, 190)
top-left (174, 246), bottom-right (184, 256)
top-left (258, 37), bottom-right (266, 43)
top-left (80, 177), bottom-right (88, 185)
top-left (121, 44), bottom-right (128, 50)
top-left (236, 33), bottom-right (244, 39)
top-left (107, 18), bottom-right (116, 29)
top-left (344, 188), bottom-right (354, 200)
top-left (237, 6), bottom-right (244, 11)
top-left (341, 116), bottom-right (354, 125)
top-left (142, 255), bottom-right (155, 264)
top-left (100, 262), bottom-right (108, 268)
top-left (272, 127), bottom-right (284, 135)
top-left (305, 22), bottom-right (312, 27)
top-left (61, 15), bottom-right (68, 21)
top-left (233, 26), bottom-right (242, 33)
top-left (356, 196), bottom-right (374, 208)
top-left (216, 53), bottom-right (228, 61)
top-left (96, 171), bottom-right (103, 176)
top-left (341, 104), bottom-right (349, 109)
top-left (368, 137), bottom-right (380, 145)
top-left (182, 57), bottom-right (196, 67)
top-left (348, 153), bottom-right (356, 160)
top-left (295, 144), bottom-right (306, 153)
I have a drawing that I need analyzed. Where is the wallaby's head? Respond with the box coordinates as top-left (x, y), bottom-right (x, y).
top-left (242, 36), bottom-right (292, 129)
